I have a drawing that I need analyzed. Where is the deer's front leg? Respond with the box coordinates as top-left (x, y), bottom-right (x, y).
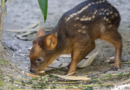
top-left (67, 42), bottom-right (95, 75)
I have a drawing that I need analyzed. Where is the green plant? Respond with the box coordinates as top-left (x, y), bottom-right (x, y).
top-left (22, 80), bottom-right (25, 86)
top-left (118, 73), bottom-right (123, 78)
top-left (3, 0), bottom-right (48, 22)
top-left (0, 58), bottom-right (8, 65)
top-left (91, 76), bottom-right (97, 84)
top-left (83, 86), bottom-right (93, 90)
top-left (38, 0), bottom-right (48, 22)
top-left (0, 79), bottom-right (4, 87)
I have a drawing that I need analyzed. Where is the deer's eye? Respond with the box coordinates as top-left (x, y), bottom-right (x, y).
top-left (37, 58), bottom-right (41, 61)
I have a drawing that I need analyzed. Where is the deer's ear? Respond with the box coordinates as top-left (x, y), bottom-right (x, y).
top-left (36, 28), bottom-right (46, 38)
top-left (44, 34), bottom-right (58, 50)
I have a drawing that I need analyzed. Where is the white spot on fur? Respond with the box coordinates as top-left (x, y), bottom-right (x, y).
top-left (114, 13), bottom-right (118, 17)
top-left (96, 2), bottom-right (99, 4)
top-left (80, 18), bottom-right (86, 21)
top-left (66, 3), bottom-right (91, 21)
top-left (80, 17), bottom-right (93, 21)
top-left (106, 9), bottom-right (109, 11)
top-left (106, 18), bottom-right (109, 21)
top-left (108, 25), bottom-right (113, 28)
top-left (104, 17), bottom-right (106, 20)
top-left (74, 24), bottom-right (78, 27)
top-left (75, 17), bottom-right (79, 20)
top-left (82, 31), bottom-right (86, 33)
top-left (88, 17), bottom-right (91, 20)
top-left (99, 1), bottom-right (102, 3)
top-left (85, 17), bottom-right (89, 21)
top-left (83, 15), bottom-right (86, 18)
top-left (110, 11), bottom-right (113, 14)
top-left (107, 13), bottom-right (109, 15)
top-left (99, 13), bottom-right (104, 15)
top-left (70, 15), bottom-right (73, 18)
top-left (101, 9), bottom-right (104, 11)
top-left (66, 17), bottom-right (71, 21)
top-left (82, 26), bottom-right (86, 28)
top-left (81, 17), bottom-right (91, 21)
top-left (66, 0), bottom-right (105, 22)
top-left (92, 15), bottom-right (95, 18)
top-left (108, 21), bottom-right (111, 23)
top-left (66, 13), bottom-right (77, 21)
top-left (112, 15), bottom-right (115, 18)
top-left (78, 30), bottom-right (82, 32)
top-left (73, 13), bottom-right (77, 16)
top-left (88, 3), bottom-right (92, 6)
top-left (94, 10), bottom-right (98, 14)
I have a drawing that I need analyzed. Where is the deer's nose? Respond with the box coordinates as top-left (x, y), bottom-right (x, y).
top-left (30, 68), bottom-right (35, 73)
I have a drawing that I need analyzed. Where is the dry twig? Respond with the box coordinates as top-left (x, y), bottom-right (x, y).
top-left (116, 78), bottom-right (130, 85)
top-left (2, 54), bottom-right (23, 74)
top-left (0, 0), bottom-right (5, 40)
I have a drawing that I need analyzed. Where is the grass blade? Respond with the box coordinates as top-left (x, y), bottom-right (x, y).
top-left (38, 0), bottom-right (48, 22)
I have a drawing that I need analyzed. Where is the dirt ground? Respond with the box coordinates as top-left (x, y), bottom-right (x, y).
top-left (0, 0), bottom-right (130, 90)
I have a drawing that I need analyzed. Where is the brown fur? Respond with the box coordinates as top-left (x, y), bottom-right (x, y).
top-left (29, 0), bottom-right (122, 75)
top-left (36, 28), bottom-right (46, 38)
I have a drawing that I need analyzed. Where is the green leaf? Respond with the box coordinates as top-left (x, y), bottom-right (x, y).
top-left (0, 79), bottom-right (4, 87)
top-left (29, 80), bottom-right (33, 84)
top-left (38, 0), bottom-right (48, 22)
top-left (83, 86), bottom-right (93, 90)
top-left (5, 0), bottom-right (7, 2)
top-left (40, 83), bottom-right (45, 88)
top-left (127, 73), bottom-right (130, 77)
top-left (107, 74), bottom-right (112, 78)
top-left (32, 78), bottom-right (38, 80)
top-left (22, 80), bottom-right (25, 86)
top-left (91, 76), bottom-right (96, 84)
top-left (52, 84), bottom-right (56, 88)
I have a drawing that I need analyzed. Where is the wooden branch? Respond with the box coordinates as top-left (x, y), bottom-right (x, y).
top-left (52, 74), bottom-right (91, 81)
top-left (44, 88), bottom-right (83, 90)
top-left (100, 72), bottom-right (130, 76)
top-left (26, 21), bottom-right (40, 29)
top-left (56, 83), bottom-right (114, 89)
top-left (6, 28), bottom-right (51, 32)
top-left (0, 0), bottom-right (5, 40)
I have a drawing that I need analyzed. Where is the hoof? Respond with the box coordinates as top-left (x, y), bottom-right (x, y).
top-left (67, 72), bottom-right (74, 76)
top-left (113, 67), bottom-right (118, 71)
top-left (67, 65), bottom-right (70, 69)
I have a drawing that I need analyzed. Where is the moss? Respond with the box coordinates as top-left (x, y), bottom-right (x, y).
top-left (0, 79), bottom-right (4, 87)
top-left (8, 85), bottom-right (15, 89)
top-left (0, 58), bottom-right (8, 65)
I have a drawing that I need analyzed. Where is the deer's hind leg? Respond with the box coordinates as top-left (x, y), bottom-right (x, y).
top-left (100, 31), bottom-right (122, 70)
